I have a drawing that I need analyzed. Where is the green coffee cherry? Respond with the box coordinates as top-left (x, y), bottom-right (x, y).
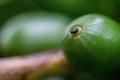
top-left (62, 14), bottom-right (120, 79)
top-left (1, 12), bottom-right (72, 56)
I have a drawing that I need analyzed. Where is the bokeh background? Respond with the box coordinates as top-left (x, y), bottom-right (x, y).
top-left (0, 0), bottom-right (119, 27)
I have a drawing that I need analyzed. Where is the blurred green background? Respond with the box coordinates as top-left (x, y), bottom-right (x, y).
top-left (0, 0), bottom-right (119, 29)
top-left (0, 0), bottom-right (120, 57)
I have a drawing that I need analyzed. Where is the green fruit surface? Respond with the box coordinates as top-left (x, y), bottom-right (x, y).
top-left (62, 14), bottom-right (120, 77)
top-left (1, 12), bottom-right (72, 56)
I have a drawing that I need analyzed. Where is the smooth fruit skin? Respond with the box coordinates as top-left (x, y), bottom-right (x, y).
top-left (1, 12), bottom-right (72, 56)
top-left (62, 14), bottom-right (120, 79)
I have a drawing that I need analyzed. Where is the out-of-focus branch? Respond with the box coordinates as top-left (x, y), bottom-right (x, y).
top-left (0, 49), bottom-right (74, 80)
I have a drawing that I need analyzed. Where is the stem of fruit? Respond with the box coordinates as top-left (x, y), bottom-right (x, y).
top-left (0, 49), bottom-right (74, 80)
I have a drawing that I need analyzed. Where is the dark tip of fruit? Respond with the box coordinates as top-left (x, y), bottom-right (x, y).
top-left (70, 27), bottom-right (79, 34)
